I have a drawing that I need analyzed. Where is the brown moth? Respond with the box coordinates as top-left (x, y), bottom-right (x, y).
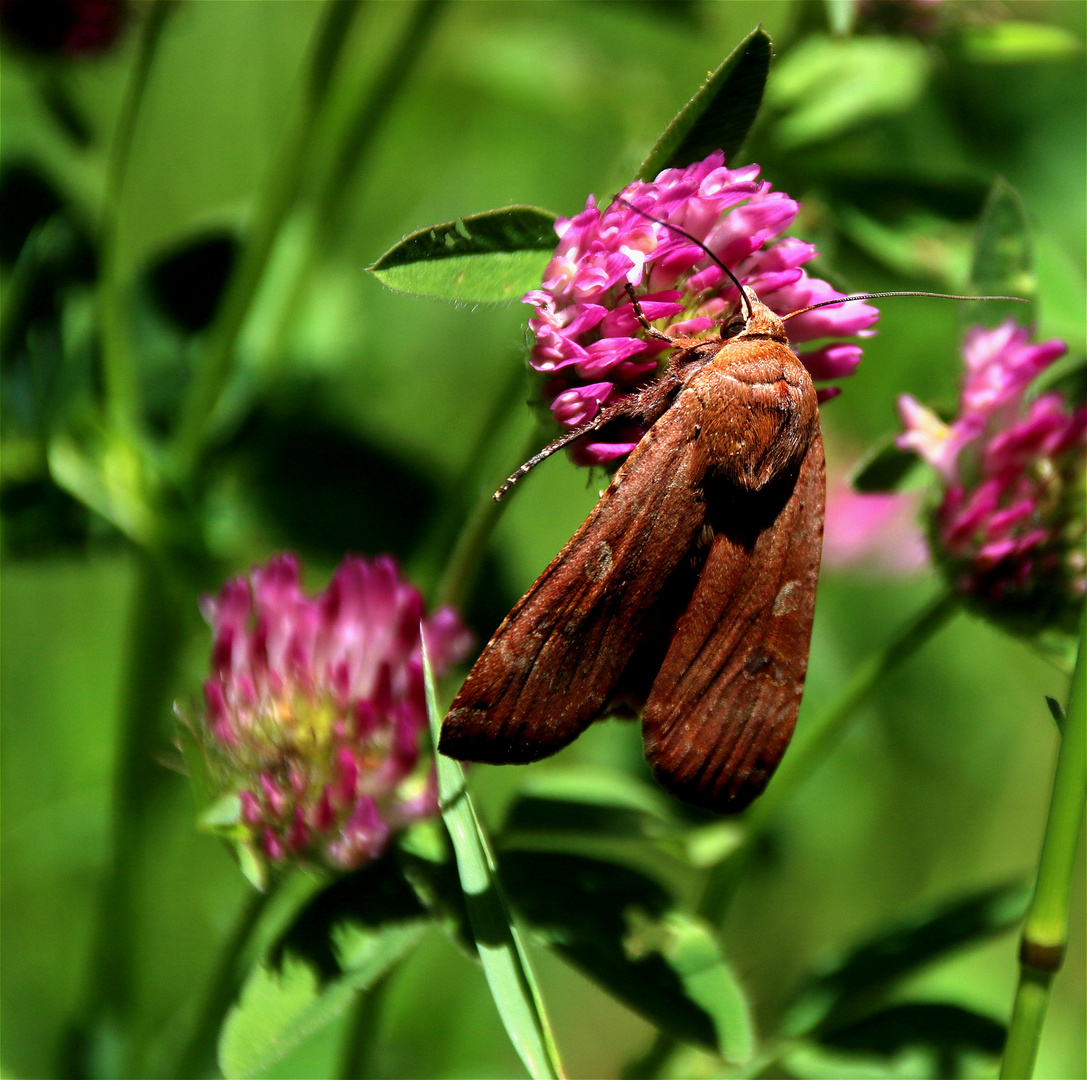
top-left (438, 207), bottom-right (1022, 814)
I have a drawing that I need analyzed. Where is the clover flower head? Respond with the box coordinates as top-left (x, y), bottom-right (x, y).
top-left (186, 553), bottom-right (471, 879)
top-left (523, 150), bottom-right (879, 465)
top-left (897, 320), bottom-right (1086, 634)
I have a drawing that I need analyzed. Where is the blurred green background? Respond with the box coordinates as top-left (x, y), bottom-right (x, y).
top-left (2, 2), bottom-right (1084, 1078)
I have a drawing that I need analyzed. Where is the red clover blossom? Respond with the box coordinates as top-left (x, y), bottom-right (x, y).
top-left (524, 151), bottom-right (879, 464)
top-left (897, 320), bottom-right (1086, 634)
top-left (187, 553), bottom-right (470, 879)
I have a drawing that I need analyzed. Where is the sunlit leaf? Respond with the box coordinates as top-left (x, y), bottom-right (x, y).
top-left (959, 21), bottom-right (1084, 64)
top-left (765, 36), bottom-right (930, 149)
top-left (782, 1039), bottom-right (936, 1079)
top-left (368, 206), bottom-right (557, 304)
top-left (501, 850), bottom-right (754, 1062)
top-left (218, 859), bottom-right (429, 1078)
top-left (637, 27), bottom-right (772, 178)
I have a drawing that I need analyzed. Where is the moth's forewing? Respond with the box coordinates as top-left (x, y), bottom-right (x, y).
top-left (442, 298), bottom-right (826, 817)
top-left (641, 347), bottom-right (824, 814)
top-left (439, 390), bottom-right (710, 764)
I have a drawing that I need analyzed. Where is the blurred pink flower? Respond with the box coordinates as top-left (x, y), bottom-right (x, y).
top-left (897, 321), bottom-right (1085, 634)
top-left (524, 151), bottom-right (879, 465)
top-left (188, 553), bottom-right (471, 877)
top-left (823, 473), bottom-right (926, 574)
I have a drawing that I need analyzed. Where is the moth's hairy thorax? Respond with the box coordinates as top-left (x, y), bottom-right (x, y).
top-left (678, 310), bottom-right (817, 491)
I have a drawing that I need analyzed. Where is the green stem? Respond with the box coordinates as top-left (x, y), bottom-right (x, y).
top-left (261, 0), bottom-right (446, 377)
top-left (317, 0), bottom-right (444, 236)
top-left (698, 588), bottom-right (960, 926)
top-left (175, 886), bottom-right (275, 1079)
top-left (99, 0), bottom-right (173, 435)
top-left (172, 0), bottom-right (362, 473)
top-left (338, 970), bottom-right (393, 1080)
top-left (433, 409), bottom-right (550, 612)
top-left (1000, 611), bottom-right (1086, 1080)
top-left (70, 557), bottom-right (191, 1077)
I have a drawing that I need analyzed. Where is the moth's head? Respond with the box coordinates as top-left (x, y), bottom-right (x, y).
top-left (721, 288), bottom-right (787, 343)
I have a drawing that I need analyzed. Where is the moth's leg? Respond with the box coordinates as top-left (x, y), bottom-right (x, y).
top-left (624, 283), bottom-right (673, 343)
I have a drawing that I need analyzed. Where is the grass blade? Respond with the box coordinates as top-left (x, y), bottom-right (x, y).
top-left (422, 643), bottom-right (565, 1079)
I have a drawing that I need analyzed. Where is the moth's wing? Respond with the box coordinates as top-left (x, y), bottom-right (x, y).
top-left (440, 392), bottom-right (710, 764)
top-left (642, 428), bottom-right (825, 814)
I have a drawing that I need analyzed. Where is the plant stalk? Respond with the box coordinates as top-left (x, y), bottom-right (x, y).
top-left (175, 886), bottom-right (275, 1079)
top-left (68, 557), bottom-right (190, 1078)
top-left (99, 0), bottom-right (174, 435)
top-left (338, 970), bottom-right (393, 1080)
top-left (173, 0), bottom-right (362, 473)
top-left (261, 0), bottom-right (446, 377)
top-left (1000, 611), bottom-right (1086, 1079)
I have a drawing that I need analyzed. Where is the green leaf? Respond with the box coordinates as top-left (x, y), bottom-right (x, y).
top-left (836, 205), bottom-right (972, 289)
top-left (501, 850), bottom-right (754, 1063)
top-left (423, 648), bottom-right (565, 1079)
top-left (636, 27), bottom-right (772, 179)
top-left (765, 36), bottom-right (930, 150)
top-left (781, 1039), bottom-right (937, 1079)
top-left (218, 858), bottom-right (429, 1077)
top-left (959, 21), bottom-right (1084, 64)
top-left (368, 205), bottom-right (558, 304)
top-left (783, 881), bottom-right (1031, 1038)
top-left (969, 178), bottom-right (1036, 322)
top-left (498, 767), bottom-right (746, 869)
top-left (849, 434), bottom-right (926, 494)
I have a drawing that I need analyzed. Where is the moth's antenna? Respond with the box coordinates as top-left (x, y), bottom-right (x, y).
top-left (783, 291), bottom-right (1029, 320)
top-left (615, 196), bottom-right (754, 322)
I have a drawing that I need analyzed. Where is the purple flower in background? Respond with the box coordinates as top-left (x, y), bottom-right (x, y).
top-left (897, 321), bottom-right (1086, 634)
top-left (523, 151), bottom-right (879, 465)
top-left (823, 470), bottom-right (926, 574)
top-left (186, 553), bottom-right (471, 879)
top-left (0, 0), bottom-right (128, 57)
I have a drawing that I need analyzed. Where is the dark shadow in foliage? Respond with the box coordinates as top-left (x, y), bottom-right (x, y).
top-left (220, 381), bottom-right (437, 563)
top-left (786, 881), bottom-right (1030, 1037)
top-left (147, 231), bottom-right (238, 334)
top-left (503, 793), bottom-right (659, 839)
top-left (821, 1002), bottom-right (1005, 1080)
top-left (0, 163), bottom-right (65, 266)
top-left (499, 850), bottom-right (717, 1049)
top-left (270, 853), bottom-right (428, 984)
top-left (398, 848), bottom-right (476, 957)
top-left (0, 477), bottom-right (108, 557)
top-left (832, 177), bottom-right (989, 224)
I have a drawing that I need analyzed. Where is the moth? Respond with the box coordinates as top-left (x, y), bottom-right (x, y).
top-left (439, 204), bottom-right (1020, 814)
